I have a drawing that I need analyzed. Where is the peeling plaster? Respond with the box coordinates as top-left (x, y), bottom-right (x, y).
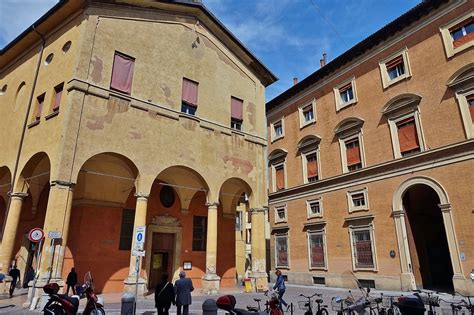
top-left (86, 96), bottom-right (129, 130)
top-left (247, 102), bottom-right (256, 132)
top-left (223, 155), bottom-right (254, 175)
top-left (160, 84), bottom-right (173, 106)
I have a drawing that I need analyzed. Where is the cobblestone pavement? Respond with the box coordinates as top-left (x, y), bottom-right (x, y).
top-left (0, 284), bottom-right (464, 314)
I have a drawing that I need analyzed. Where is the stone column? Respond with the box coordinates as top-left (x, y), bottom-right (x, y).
top-left (439, 203), bottom-right (468, 293)
top-left (37, 182), bottom-right (74, 285)
top-left (249, 207), bottom-right (268, 292)
top-left (123, 193), bottom-right (148, 296)
top-left (0, 192), bottom-right (28, 273)
top-left (392, 210), bottom-right (416, 291)
top-left (202, 202), bottom-right (220, 294)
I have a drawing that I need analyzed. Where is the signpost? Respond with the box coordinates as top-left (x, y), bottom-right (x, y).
top-left (133, 226), bottom-right (146, 315)
top-left (28, 228), bottom-right (44, 243)
top-left (27, 228), bottom-right (44, 309)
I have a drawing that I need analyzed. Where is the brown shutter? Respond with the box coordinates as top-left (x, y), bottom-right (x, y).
top-left (53, 85), bottom-right (63, 111)
top-left (385, 55), bottom-right (403, 69)
top-left (231, 97), bottom-right (243, 120)
top-left (397, 117), bottom-right (420, 153)
top-left (275, 166), bottom-right (285, 190)
top-left (346, 141), bottom-right (361, 166)
top-left (110, 53), bottom-right (135, 94)
top-left (467, 95), bottom-right (474, 122)
top-left (307, 156), bottom-right (318, 178)
top-left (339, 82), bottom-right (352, 92)
top-left (182, 78), bottom-right (199, 106)
top-left (453, 32), bottom-right (474, 48)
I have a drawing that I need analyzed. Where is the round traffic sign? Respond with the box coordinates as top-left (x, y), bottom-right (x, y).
top-left (137, 233), bottom-right (143, 242)
top-left (28, 228), bottom-right (44, 243)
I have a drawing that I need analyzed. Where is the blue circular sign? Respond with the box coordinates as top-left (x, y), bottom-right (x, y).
top-left (137, 233), bottom-right (143, 241)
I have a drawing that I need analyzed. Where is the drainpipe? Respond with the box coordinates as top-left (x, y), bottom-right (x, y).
top-left (0, 26), bottom-right (46, 239)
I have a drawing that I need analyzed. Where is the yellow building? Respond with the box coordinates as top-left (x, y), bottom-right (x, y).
top-left (0, 0), bottom-right (276, 299)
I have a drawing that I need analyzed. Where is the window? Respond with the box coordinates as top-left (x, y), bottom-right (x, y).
top-left (334, 77), bottom-right (357, 111)
top-left (336, 118), bottom-right (365, 173)
top-left (110, 52), bottom-right (135, 94)
top-left (468, 94), bottom-right (474, 122)
top-left (448, 64), bottom-right (474, 139)
top-left (379, 48), bottom-right (412, 88)
top-left (347, 188), bottom-right (369, 212)
top-left (440, 13), bottom-right (474, 57)
top-left (308, 231), bottom-right (326, 269)
top-left (181, 78), bottom-right (198, 115)
top-left (231, 97), bottom-right (243, 130)
top-left (192, 216), bottom-right (207, 251)
top-left (34, 93), bottom-right (45, 122)
top-left (396, 116), bottom-right (420, 156)
top-left (304, 151), bottom-right (319, 183)
top-left (351, 228), bottom-right (375, 269)
top-left (274, 164), bottom-right (285, 191)
top-left (52, 83), bottom-right (64, 112)
top-left (299, 99), bottom-right (316, 128)
top-left (275, 234), bottom-right (289, 268)
top-left (271, 119), bottom-right (284, 141)
top-left (344, 137), bottom-right (362, 171)
top-left (307, 198), bottom-right (323, 218)
top-left (119, 208), bottom-right (135, 250)
top-left (274, 205), bottom-right (287, 223)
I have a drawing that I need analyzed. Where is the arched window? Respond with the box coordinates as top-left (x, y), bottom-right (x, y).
top-left (268, 149), bottom-right (288, 192)
top-left (447, 63), bottom-right (474, 139)
top-left (335, 117), bottom-right (365, 173)
top-left (297, 135), bottom-right (322, 183)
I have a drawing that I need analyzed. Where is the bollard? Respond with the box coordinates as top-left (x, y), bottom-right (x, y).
top-left (202, 298), bottom-right (218, 315)
top-left (121, 293), bottom-right (136, 315)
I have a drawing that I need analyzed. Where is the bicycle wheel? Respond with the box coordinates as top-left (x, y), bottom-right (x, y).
top-left (316, 308), bottom-right (329, 315)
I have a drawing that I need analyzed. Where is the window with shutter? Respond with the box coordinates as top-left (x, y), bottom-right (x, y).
top-left (352, 229), bottom-right (374, 268)
top-left (110, 52), bottom-right (135, 94)
top-left (396, 116), bottom-right (420, 156)
top-left (309, 232), bottom-right (325, 268)
top-left (275, 235), bottom-right (289, 267)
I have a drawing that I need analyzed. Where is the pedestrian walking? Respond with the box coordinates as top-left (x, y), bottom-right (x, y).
top-left (66, 267), bottom-right (78, 295)
top-left (174, 271), bottom-right (194, 315)
top-left (155, 273), bottom-right (175, 315)
top-left (273, 269), bottom-right (288, 310)
top-left (8, 265), bottom-right (20, 298)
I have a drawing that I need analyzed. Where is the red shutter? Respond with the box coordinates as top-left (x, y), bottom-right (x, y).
top-left (339, 83), bottom-right (352, 92)
top-left (346, 141), bottom-right (361, 166)
top-left (311, 237), bottom-right (324, 267)
top-left (53, 85), bottom-right (63, 110)
top-left (182, 78), bottom-right (199, 106)
top-left (385, 55), bottom-right (403, 69)
top-left (397, 117), bottom-right (420, 153)
top-left (307, 156), bottom-right (318, 178)
top-left (276, 167), bottom-right (285, 190)
top-left (453, 32), bottom-right (474, 48)
top-left (35, 95), bottom-right (44, 120)
top-left (231, 97), bottom-right (243, 120)
top-left (467, 95), bottom-right (474, 122)
top-left (111, 53), bottom-right (135, 94)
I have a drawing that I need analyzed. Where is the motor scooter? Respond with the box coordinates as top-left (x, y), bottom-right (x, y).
top-left (42, 282), bottom-right (79, 315)
top-left (75, 272), bottom-right (105, 315)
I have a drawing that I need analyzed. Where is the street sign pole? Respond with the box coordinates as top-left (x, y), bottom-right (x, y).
top-left (132, 226), bottom-right (146, 315)
top-left (134, 255), bottom-right (140, 315)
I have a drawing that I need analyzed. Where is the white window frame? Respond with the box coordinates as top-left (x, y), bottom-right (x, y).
top-left (274, 204), bottom-right (288, 223)
top-left (454, 88), bottom-right (474, 139)
top-left (307, 228), bottom-right (328, 270)
top-left (347, 188), bottom-right (369, 213)
top-left (271, 161), bottom-right (287, 193)
top-left (348, 224), bottom-right (377, 271)
top-left (301, 149), bottom-right (321, 184)
top-left (338, 131), bottom-right (366, 173)
top-left (299, 98), bottom-right (317, 128)
top-left (388, 110), bottom-right (426, 158)
top-left (306, 197), bottom-right (323, 219)
top-left (440, 11), bottom-right (474, 58)
top-left (333, 76), bottom-right (358, 111)
top-left (271, 118), bottom-right (285, 142)
top-left (379, 47), bottom-right (412, 89)
top-left (275, 233), bottom-right (290, 269)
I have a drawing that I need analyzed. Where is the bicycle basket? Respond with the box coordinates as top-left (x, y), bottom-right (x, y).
top-left (297, 300), bottom-right (312, 311)
top-left (382, 295), bottom-right (399, 308)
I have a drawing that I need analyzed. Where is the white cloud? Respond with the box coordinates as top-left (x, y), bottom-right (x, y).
top-left (0, 0), bottom-right (58, 48)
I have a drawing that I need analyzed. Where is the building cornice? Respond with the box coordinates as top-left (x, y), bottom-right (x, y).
top-left (269, 139), bottom-right (474, 204)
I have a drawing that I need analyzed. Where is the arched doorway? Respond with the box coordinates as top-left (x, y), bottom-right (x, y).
top-left (402, 184), bottom-right (454, 292)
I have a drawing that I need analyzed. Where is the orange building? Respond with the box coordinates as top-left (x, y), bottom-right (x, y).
top-left (0, 0), bottom-right (276, 300)
top-left (266, 0), bottom-right (473, 294)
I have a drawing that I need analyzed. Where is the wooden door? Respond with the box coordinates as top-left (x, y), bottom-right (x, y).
top-left (149, 233), bottom-right (174, 290)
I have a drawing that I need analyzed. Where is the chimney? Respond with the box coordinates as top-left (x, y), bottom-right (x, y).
top-left (293, 77), bottom-right (298, 86)
top-left (320, 53), bottom-right (327, 68)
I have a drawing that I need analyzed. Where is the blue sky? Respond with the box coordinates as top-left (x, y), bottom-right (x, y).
top-left (0, 0), bottom-right (420, 100)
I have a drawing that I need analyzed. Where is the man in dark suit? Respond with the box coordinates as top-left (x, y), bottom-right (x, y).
top-left (155, 273), bottom-right (175, 315)
top-left (174, 271), bottom-right (194, 315)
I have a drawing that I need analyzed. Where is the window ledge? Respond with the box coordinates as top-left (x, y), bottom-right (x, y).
top-left (300, 120), bottom-right (316, 130)
top-left (45, 110), bottom-right (60, 120)
top-left (309, 266), bottom-right (328, 271)
top-left (353, 267), bottom-right (378, 272)
top-left (384, 74), bottom-right (411, 89)
top-left (336, 100), bottom-right (357, 112)
top-left (178, 113), bottom-right (201, 123)
top-left (231, 129), bottom-right (245, 137)
top-left (27, 120), bottom-right (40, 129)
top-left (348, 208), bottom-right (370, 214)
top-left (271, 135), bottom-right (284, 143)
top-left (306, 215), bottom-right (324, 220)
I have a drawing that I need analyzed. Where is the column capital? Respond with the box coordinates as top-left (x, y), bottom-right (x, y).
top-left (8, 192), bottom-right (28, 200)
top-left (438, 203), bottom-right (452, 212)
top-left (392, 210), bottom-right (405, 218)
top-left (50, 180), bottom-right (75, 190)
top-left (134, 192), bottom-right (149, 200)
top-left (249, 207), bottom-right (267, 214)
top-left (205, 202), bottom-right (219, 209)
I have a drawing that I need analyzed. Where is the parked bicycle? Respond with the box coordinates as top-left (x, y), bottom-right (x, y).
top-left (297, 293), bottom-right (328, 315)
top-left (440, 292), bottom-right (474, 315)
top-left (244, 290), bottom-right (283, 315)
top-left (412, 289), bottom-right (440, 315)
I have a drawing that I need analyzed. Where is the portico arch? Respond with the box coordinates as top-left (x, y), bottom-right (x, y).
top-left (392, 176), bottom-right (465, 293)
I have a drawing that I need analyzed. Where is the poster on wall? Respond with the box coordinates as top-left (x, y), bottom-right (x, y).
top-left (183, 261), bottom-right (192, 270)
top-left (152, 254), bottom-right (163, 269)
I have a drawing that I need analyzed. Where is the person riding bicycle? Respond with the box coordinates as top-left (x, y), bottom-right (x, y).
top-left (273, 269), bottom-right (288, 310)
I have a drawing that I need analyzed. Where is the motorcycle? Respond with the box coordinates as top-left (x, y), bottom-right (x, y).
top-left (43, 282), bottom-right (79, 315)
top-left (75, 272), bottom-right (105, 315)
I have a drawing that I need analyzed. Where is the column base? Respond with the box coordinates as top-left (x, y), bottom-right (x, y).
top-left (201, 273), bottom-right (221, 295)
top-left (250, 271), bottom-right (268, 292)
top-left (123, 276), bottom-right (147, 297)
top-left (453, 273), bottom-right (473, 295)
top-left (400, 272), bottom-right (416, 292)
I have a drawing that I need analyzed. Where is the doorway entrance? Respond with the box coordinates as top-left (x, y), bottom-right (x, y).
top-left (402, 184), bottom-right (454, 292)
top-left (148, 232), bottom-right (174, 290)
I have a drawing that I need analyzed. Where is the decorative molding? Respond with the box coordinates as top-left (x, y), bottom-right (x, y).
top-left (50, 181), bottom-right (75, 189)
top-left (439, 203), bottom-right (452, 212)
top-left (150, 215), bottom-right (181, 227)
top-left (205, 202), bottom-right (219, 209)
top-left (9, 192), bottom-right (28, 200)
top-left (249, 207), bottom-right (266, 214)
top-left (134, 192), bottom-right (149, 200)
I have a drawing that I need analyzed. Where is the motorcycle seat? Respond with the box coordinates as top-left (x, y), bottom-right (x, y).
top-left (59, 294), bottom-right (80, 307)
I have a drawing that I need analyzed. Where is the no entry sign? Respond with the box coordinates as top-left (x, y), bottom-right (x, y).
top-left (28, 228), bottom-right (44, 243)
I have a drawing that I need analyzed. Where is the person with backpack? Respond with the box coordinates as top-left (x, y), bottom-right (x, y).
top-left (155, 273), bottom-right (175, 315)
